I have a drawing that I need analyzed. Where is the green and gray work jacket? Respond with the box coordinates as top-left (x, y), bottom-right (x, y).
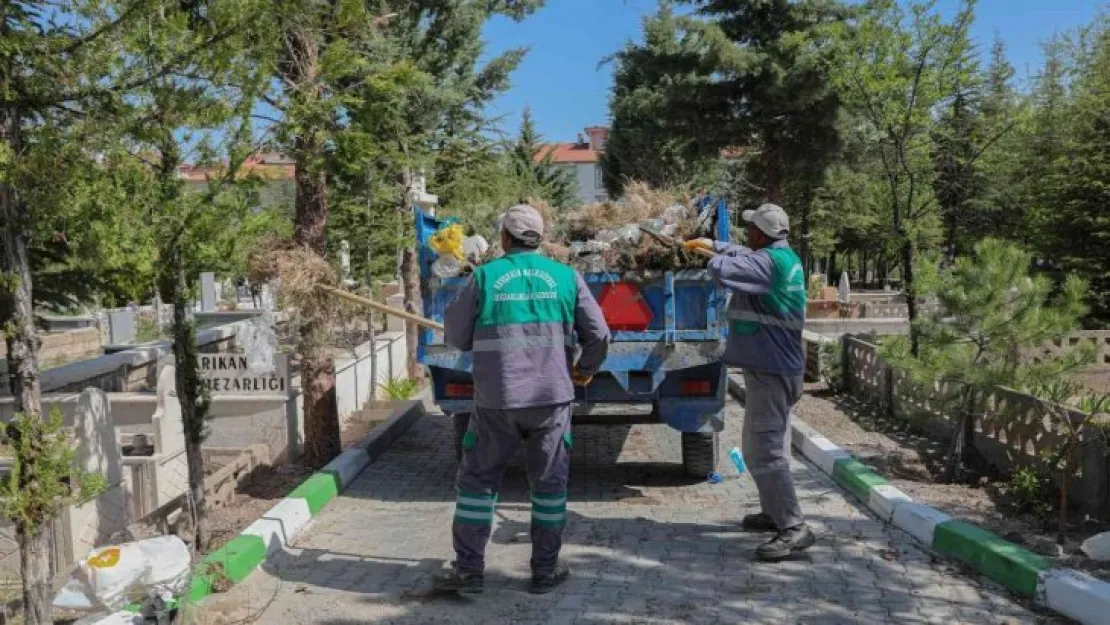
top-left (444, 249), bottom-right (611, 409)
top-left (707, 240), bottom-right (806, 376)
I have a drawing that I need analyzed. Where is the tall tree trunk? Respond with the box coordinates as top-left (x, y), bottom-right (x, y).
top-left (0, 102), bottom-right (52, 625)
top-left (170, 248), bottom-right (210, 551)
top-left (18, 525), bottom-right (51, 625)
top-left (761, 146), bottom-right (783, 204)
top-left (901, 234), bottom-right (919, 355)
top-left (284, 26), bottom-right (340, 468)
top-left (398, 169), bottom-right (424, 382)
top-left (401, 246), bottom-right (423, 381)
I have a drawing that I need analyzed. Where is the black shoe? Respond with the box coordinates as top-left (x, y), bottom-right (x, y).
top-left (756, 524), bottom-right (815, 562)
top-left (741, 512), bottom-right (778, 533)
top-left (432, 568), bottom-right (484, 595)
top-left (529, 565), bottom-right (570, 595)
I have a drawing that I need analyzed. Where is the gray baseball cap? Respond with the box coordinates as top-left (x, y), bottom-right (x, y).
top-left (500, 204), bottom-right (545, 245)
top-left (741, 203), bottom-right (790, 239)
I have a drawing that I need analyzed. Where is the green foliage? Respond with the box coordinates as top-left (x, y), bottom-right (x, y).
top-left (1007, 467), bottom-right (1050, 515)
top-left (882, 238), bottom-right (1092, 478)
top-left (604, 0), bottom-right (849, 224)
top-left (379, 377), bottom-right (420, 401)
top-left (134, 317), bottom-right (167, 344)
top-left (0, 409), bottom-right (106, 534)
top-left (820, 339), bottom-right (844, 392)
top-left (884, 239), bottom-right (1091, 390)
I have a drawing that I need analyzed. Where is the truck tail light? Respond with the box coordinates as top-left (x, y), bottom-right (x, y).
top-left (445, 383), bottom-right (473, 398)
top-left (679, 379), bottom-right (712, 396)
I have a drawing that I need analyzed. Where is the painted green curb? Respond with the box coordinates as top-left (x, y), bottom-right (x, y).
top-left (933, 520), bottom-right (1050, 597)
top-left (289, 472), bottom-right (341, 515)
top-left (186, 534), bottom-right (268, 603)
top-left (831, 457), bottom-right (888, 502)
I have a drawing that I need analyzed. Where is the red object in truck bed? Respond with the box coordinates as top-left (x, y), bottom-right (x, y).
top-left (596, 283), bottom-right (654, 332)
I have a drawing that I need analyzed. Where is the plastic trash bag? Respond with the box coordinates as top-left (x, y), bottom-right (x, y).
top-left (616, 224), bottom-right (641, 245)
top-left (431, 256), bottom-right (462, 278)
top-left (73, 611), bottom-right (144, 625)
top-left (429, 224), bottom-right (466, 260)
top-left (1082, 532), bottom-right (1110, 561)
top-left (54, 536), bottom-right (191, 612)
top-left (639, 219), bottom-right (665, 234)
top-left (461, 235), bottom-right (489, 264)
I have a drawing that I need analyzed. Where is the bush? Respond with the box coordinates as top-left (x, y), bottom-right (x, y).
top-left (379, 377), bottom-right (419, 401)
top-left (820, 339), bottom-right (843, 391)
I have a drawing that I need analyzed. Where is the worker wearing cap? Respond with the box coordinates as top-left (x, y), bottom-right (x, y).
top-left (436, 204), bottom-right (610, 595)
top-left (685, 203), bottom-right (813, 561)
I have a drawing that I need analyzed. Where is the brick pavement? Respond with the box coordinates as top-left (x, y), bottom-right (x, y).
top-left (206, 400), bottom-right (1064, 625)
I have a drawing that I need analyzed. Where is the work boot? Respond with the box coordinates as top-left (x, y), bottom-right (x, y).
top-left (756, 524), bottom-right (815, 562)
top-left (740, 512), bottom-right (778, 533)
top-left (529, 565), bottom-right (570, 595)
top-left (432, 566), bottom-right (484, 595)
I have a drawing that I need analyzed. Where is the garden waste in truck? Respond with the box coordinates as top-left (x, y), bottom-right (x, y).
top-left (415, 199), bottom-right (731, 477)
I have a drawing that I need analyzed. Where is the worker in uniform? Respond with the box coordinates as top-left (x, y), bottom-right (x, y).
top-left (436, 204), bottom-right (610, 594)
top-left (685, 203), bottom-right (814, 561)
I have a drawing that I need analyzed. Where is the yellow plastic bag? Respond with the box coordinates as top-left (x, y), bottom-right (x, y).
top-left (429, 224), bottom-right (466, 261)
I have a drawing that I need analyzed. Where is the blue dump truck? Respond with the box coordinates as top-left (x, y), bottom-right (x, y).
top-left (416, 199), bottom-right (731, 477)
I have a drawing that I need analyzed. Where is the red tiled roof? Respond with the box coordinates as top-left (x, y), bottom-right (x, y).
top-left (536, 142), bottom-right (600, 164)
top-left (179, 152), bottom-right (295, 183)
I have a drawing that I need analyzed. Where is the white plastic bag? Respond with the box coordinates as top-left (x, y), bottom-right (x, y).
top-left (54, 536), bottom-right (192, 612)
top-left (431, 256), bottom-right (462, 278)
top-left (74, 611), bottom-right (144, 625)
top-left (137, 536), bottom-right (191, 596)
top-left (461, 235), bottom-right (489, 264)
top-left (79, 543), bottom-right (149, 611)
top-left (1082, 532), bottom-right (1110, 561)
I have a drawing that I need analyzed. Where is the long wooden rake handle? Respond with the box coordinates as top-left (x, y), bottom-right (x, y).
top-left (315, 284), bottom-right (445, 332)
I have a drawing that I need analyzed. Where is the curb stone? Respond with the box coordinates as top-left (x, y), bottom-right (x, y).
top-left (185, 392), bottom-right (429, 607)
top-left (727, 372), bottom-right (1110, 625)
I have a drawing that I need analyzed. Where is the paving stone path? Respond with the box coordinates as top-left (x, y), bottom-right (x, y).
top-left (212, 399), bottom-right (1062, 625)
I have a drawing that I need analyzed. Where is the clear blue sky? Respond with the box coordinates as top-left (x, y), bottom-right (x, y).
top-left (482, 0), bottom-right (1106, 143)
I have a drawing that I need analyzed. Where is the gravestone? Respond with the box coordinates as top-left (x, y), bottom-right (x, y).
top-left (200, 272), bottom-right (217, 312)
top-left (108, 309), bottom-right (136, 345)
top-left (839, 271), bottom-right (851, 304)
top-left (385, 293), bottom-right (405, 332)
top-left (153, 365), bottom-right (184, 455)
top-left (340, 240), bottom-right (352, 281)
top-left (67, 388), bottom-right (129, 565)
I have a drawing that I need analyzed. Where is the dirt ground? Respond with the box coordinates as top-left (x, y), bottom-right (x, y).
top-left (204, 402), bottom-right (405, 552)
top-left (795, 384), bottom-right (1110, 581)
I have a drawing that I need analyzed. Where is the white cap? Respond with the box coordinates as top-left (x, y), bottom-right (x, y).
top-left (741, 203), bottom-right (790, 239)
top-left (501, 204), bottom-right (545, 246)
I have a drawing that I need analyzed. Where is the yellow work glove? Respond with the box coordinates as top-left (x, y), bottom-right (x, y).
top-left (572, 366), bottom-right (593, 387)
top-left (682, 238), bottom-right (714, 253)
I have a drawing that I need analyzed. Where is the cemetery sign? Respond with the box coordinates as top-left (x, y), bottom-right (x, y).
top-left (199, 352), bottom-right (290, 394)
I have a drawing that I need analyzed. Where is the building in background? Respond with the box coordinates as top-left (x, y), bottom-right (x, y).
top-left (538, 126), bottom-right (609, 205)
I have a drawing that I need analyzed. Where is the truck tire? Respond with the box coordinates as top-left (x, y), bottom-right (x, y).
top-left (681, 432), bottom-right (719, 478)
top-left (453, 413), bottom-right (471, 463)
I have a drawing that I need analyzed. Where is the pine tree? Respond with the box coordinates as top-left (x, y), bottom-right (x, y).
top-left (510, 108), bottom-right (576, 208)
top-left (604, 0), bottom-right (850, 270)
top-left (882, 239), bottom-right (1091, 481)
top-left (1036, 20), bottom-right (1110, 322)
